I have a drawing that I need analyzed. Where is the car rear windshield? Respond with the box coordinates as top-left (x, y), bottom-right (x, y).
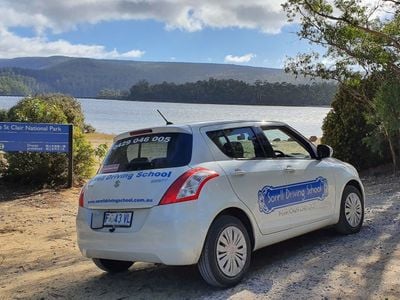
top-left (100, 133), bottom-right (192, 173)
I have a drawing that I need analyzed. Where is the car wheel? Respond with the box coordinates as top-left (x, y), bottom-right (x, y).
top-left (335, 185), bottom-right (364, 234)
top-left (92, 258), bottom-right (134, 273)
top-left (198, 215), bottom-right (251, 288)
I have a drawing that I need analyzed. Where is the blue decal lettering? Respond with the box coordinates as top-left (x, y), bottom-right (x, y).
top-left (136, 171), bottom-right (172, 178)
top-left (94, 173), bottom-right (135, 181)
top-left (258, 177), bottom-right (328, 214)
top-left (92, 171), bottom-right (173, 181)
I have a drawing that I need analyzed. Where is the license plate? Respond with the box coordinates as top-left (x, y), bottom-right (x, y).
top-left (103, 212), bottom-right (133, 227)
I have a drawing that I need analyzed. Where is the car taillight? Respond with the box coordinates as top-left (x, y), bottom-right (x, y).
top-left (129, 128), bottom-right (152, 136)
top-left (159, 167), bottom-right (219, 205)
top-left (79, 188), bottom-right (85, 207)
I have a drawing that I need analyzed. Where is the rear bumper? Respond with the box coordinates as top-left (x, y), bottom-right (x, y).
top-left (76, 202), bottom-right (210, 265)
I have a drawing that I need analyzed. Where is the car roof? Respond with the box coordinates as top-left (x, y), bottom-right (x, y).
top-left (188, 120), bottom-right (287, 129)
top-left (114, 120), bottom-right (288, 141)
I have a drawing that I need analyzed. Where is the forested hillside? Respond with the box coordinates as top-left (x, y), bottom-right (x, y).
top-left (127, 79), bottom-right (336, 106)
top-left (0, 56), bottom-right (336, 105)
top-left (0, 69), bottom-right (43, 95)
top-left (0, 56), bottom-right (314, 96)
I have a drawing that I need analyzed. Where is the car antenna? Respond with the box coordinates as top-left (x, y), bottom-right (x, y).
top-left (157, 109), bottom-right (173, 125)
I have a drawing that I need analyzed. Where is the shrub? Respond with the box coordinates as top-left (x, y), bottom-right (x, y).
top-left (364, 79), bottom-right (400, 172)
top-left (0, 153), bottom-right (7, 176)
top-left (321, 85), bottom-right (389, 171)
top-left (0, 108), bottom-right (7, 121)
top-left (73, 130), bottom-right (95, 181)
top-left (8, 97), bottom-right (68, 124)
top-left (3, 94), bottom-right (95, 186)
top-left (33, 94), bottom-right (85, 130)
top-left (94, 143), bottom-right (108, 164)
top-left (84, 123), bottom-right (96, 133)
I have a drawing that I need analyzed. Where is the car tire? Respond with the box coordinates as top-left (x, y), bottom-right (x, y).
top-left (335, 185), bottom-right (364, 234)
top-left (198, 215), bottom-right (251, 288)
top-left (92, 258), bottom-right (134, 273)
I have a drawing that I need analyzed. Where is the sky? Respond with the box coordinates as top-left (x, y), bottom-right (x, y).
top-left (0, 0), bottom-right (321, 68)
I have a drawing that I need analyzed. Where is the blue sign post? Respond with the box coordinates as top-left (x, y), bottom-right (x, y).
top-left (0, 122), bottom-right (73, 187)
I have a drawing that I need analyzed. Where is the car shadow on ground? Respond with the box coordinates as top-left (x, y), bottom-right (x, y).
top-left (34, 183), bottom-right (400, 299)
top-left (32, 228), bottom-right (344, 299)
top-left (249, 189), bottom-right (400, 299)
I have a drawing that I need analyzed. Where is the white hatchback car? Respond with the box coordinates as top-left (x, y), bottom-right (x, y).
top-left (76, 120), bottom-right (364, 287)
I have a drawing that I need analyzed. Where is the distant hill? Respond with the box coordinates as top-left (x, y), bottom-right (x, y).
top-left (0, 56), bottom-right (72, 70)
top-left (0, 56), bottom-right (313, 97)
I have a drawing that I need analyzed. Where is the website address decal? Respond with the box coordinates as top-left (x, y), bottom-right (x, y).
top-left (88, 198), bottom-right (153, 204)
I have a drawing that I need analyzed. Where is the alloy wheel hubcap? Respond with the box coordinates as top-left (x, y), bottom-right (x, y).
top-left (344, 192), bottom-right (362, 227)
top-left (216, 226), bottom-right (247, 277)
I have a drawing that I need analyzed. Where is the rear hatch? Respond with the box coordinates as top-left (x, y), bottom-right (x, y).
top-left (84, 129), bottom-right (192, 209)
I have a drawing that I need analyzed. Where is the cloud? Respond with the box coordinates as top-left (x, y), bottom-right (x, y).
top-left (0, 0), bottom-right (384, 59)
top-left (224, 53), bottom-right (256, 64)
top-left (118, 49), bottom-right (146, 59)
top-left (0, 28), bottom-right (145, 59)
top-left (0, 0), bottom-right (288, 34)
top-left (0, 1), bottom-right (290, 59)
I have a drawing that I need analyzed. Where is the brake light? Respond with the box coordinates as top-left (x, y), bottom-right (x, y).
top-left (159, 168), bottom-right (219, 205)
top-left (79, 188), bottom-right (85, 207)
top-left (129, 129), bottom-right (152, 136)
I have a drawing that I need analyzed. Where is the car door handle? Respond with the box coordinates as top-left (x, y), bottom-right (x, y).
top-left (284, 166), bottom-right (295, 173)
top-left (233, 169), bottom-right (247, 176)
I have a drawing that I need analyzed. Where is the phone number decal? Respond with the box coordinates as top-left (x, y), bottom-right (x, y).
top-left (113, 136), bottom-right (171, 149)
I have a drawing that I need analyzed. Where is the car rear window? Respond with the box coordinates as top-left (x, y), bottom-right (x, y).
top-left (100, 133), bottom-right (192, 173)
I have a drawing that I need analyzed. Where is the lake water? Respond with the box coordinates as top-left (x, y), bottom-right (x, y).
top-left (0, 96), bottom-right (330, 137)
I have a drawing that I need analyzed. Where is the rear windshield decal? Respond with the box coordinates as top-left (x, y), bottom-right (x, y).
top-left (113, 135), bottom-right (171, 150)
top-left (101, 133), bottom-right (192, 173)
top-left (101, 164), bottom-right (119, 173)
top-left (258, 177), bottom-right (328, 214)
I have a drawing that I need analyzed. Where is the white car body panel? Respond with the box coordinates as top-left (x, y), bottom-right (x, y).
top-left (76, 120), bottom-right (364, 265)
top-left (77, 166), bottom-right (255, 265)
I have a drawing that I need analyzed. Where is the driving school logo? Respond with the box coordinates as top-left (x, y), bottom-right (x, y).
top-left (258, 177), bottom-right (328, 214)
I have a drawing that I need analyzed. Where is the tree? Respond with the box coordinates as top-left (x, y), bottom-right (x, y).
top-left (365, 78), bottom-right (400, 172)
top-left (283, 0), bottom-right (400, 85)
top-left (127, 78), bottom-right (336, 106)
top-left (283, 0), bottom-right (400, 172)
top-left (322, 82), bottom-right (389, 170)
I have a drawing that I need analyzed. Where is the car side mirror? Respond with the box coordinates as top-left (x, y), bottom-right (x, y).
top-left (317, 144), bottom-right (333, 159)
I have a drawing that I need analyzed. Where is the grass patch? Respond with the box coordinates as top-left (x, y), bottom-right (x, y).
top-left (85, 132), bottom-right (114, 148)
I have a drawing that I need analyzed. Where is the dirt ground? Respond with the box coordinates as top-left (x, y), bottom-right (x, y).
top-left (0, 175), bottom-right (399, 300)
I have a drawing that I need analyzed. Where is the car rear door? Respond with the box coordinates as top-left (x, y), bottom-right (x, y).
top-left (201, 124), bottom-right (296, 235)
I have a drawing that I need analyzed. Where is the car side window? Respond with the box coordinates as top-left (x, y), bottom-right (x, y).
top-left (262, 128), bottom-right (312, 159)
top-left (207, 127), bottom-right (265, 159)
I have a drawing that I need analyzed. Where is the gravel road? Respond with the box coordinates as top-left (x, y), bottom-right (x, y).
top-left (0, 175), bottom-right (399, 299)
